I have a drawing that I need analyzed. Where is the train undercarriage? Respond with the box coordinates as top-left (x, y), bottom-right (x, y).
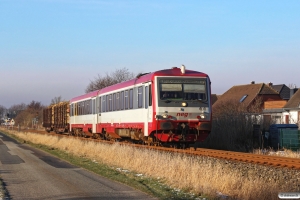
top-left (66, 123), bottom-right (210, 149)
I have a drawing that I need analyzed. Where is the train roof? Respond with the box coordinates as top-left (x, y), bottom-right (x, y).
top-left (70, 67), bottom-right (209, 103)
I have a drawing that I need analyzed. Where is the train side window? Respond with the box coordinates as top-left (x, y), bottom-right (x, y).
top-left (102, 96), bottom-right (106, 112)
top-left (116, 92), bottom-right (119, 111)
top-left (125, 90), bottom-right (128, 110)
top-left (92, 99), bottom-right (95, 114)
top-left (120, 91), bottom-right (124, 110)
top-left (138, 86), bottom-right (143, 108)
top-left (149, 84), bottom-right (152, 106)
top-left (89, 99), bottom-right (92, 114)
top-left (83, 101), bottom-right (86, 115)
top-left (89, 100), bottom-right (91, 114)
top-left (83, 101), bottom-right (85, 115)
top-left (80, 102), bottom-right (82, 115)
top-left (79, 102), bottom-right (80, 115)
top-left (129, 89), bottom-right (133, 109)
top-left (81, 101), bottom-right (84, 115)
top-left (106, 95), bottom-right (109, 112)
top-left (109, 94), bottom-right (112, 111)
top-left (70, 104), bottom-right (72, 116)
top-left (85, 100), bottom-right (89, 114)
top-left (145, 86), bottom-right (148, 109)
top-left (78, 102), bottom-right (80, 115)
top-left (78, 103), bottom-right (81, 115)
top-left (98, 97), bottom-right (102, 113)
top-left (86, 100), bottom-right (88, 115)
top-left (113, 93), bottom-right (116, 111)
top-left (75, 103), bottom-right (77, 116)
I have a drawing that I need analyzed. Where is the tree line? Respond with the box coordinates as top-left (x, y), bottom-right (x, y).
top-left (0, 68), bottom-right (136, 127)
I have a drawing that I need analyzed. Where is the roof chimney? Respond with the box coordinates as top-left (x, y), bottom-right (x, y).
top-left (251, 81), bottom-right (255, 84)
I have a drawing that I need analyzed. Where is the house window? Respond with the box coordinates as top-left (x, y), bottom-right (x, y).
top-left (240, 95), bottom-right (248, 103)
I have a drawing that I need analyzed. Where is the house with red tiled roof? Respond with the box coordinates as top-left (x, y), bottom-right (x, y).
top-left (213, 81), bottom-right (282, 111)
top-left (263, 85), bottom-right (299, 126)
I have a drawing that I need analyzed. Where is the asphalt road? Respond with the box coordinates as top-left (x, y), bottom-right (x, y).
top-left (0, 132), bottom-right (157, 200)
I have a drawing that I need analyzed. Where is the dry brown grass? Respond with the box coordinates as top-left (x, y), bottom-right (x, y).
top-left (2, 129), bottom-right (299, 200)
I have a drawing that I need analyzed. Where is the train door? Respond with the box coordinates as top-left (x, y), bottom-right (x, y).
top-left (73, 102), bottom-right (77, 125)
top-left (93, 96), bottom-right (102, 133)
top-left (92, 98), bottom-right (97, 133)
top-left (143, 83), bottom-right (153, 136)
top-left (97, 96), bottom-right (102, 133)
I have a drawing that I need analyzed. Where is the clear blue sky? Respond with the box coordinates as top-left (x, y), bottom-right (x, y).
top-left (1, 0), bottom-right (299, 108)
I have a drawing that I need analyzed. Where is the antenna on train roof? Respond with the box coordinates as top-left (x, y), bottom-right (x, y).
top-left (181, 64), bottom-right (186, 74)
top-left (136, 72), bottom-right (150, 78)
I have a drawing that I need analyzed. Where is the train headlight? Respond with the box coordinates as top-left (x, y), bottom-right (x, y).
top-left (162, 114), bottom-right (168, 118)
top-left (197, 114), bottom-right (205, 119)
top-left (182, 102), bottom-right (187, 107)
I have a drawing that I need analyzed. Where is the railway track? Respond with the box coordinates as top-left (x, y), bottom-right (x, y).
top-left (3, 127), bottom-right (300, 170)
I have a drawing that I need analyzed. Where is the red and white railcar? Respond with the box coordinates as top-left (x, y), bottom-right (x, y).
top-left (69, 65), bottom-right (212, 147)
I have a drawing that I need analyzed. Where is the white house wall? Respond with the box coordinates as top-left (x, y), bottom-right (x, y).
top-left (283, 111), bottom-right (299, 125)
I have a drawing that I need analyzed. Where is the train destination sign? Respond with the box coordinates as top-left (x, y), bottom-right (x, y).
top-left (159, 79), bottom-right (205, 84)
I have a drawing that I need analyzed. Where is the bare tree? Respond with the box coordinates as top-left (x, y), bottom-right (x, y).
top-left (8, 103), bottom-right (27, 118)
top-left (51, 96), bottom-right (64, 105)
top-left (0, 105), bottom-right (6, 118)
top-left (288, 83), bottom-right (297, 89)
top-left (204, 98), bottom-right (263, 152)
top-left (27, 101), bottom-right (44, 111)
top-left (85, 67), bottom-right (136, 93)
top-left (14, 101), bottom-right (45, 127)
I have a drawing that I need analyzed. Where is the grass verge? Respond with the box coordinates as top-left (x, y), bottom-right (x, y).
top-left (1, 128), bottom-right (299, 200)
top-left (0, 129), bottom-right (206, 200)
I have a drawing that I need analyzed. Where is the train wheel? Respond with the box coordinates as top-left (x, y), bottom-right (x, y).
top-left (92, 133), bottom-right (99, 139)
top-left (146, 137), bottom-right (154, 146)
top-left (74, 129), bottom-right (80, 137)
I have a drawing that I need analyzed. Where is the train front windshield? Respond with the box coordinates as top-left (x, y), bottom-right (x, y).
top-left (158, 78), bottom-right (208, 106)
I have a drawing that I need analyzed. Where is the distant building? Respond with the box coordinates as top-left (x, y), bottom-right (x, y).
top-left (269, 82), bottom-right (298, 100)
top-left (213, 81), bottom-right (282, 112)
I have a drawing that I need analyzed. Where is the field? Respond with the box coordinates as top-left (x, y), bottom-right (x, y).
top-left (1, 128), bottom-right (299, 200)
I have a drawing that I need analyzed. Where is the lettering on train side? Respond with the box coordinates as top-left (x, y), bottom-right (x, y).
top-left (176, 113), bottom-right (189, 117)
